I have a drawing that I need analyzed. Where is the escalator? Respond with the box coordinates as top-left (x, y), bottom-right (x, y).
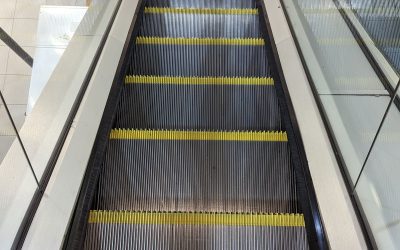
top-left (67, 0), bottom-right (325, 249)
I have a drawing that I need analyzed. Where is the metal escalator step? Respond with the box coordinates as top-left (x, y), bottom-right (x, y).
top-left (130, 44), bottom-right (270, 77)
top-left (95, 129), bottom-right (296, 213)
top-left (84, 211), bottom-right (309, 249)
top-left (115, 81), bottom-right (281, 130)
top-left (136, 37), bottom-right (265, 46)
top-left (145, 0), bottom-right (256, 9)
top-left (141, 7), bottom-right (261, 38)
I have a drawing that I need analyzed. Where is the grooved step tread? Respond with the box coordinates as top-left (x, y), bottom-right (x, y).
top-left (144, 7), bottom-right (259, 15)
top-left (109, 129), bottom-right (288, 142)
top-left (125, 75), bottom-right (274, 85)
top-left (136, 36), bottom-right (265, 45)
top-left (89, 211), bottom-right (305, 227)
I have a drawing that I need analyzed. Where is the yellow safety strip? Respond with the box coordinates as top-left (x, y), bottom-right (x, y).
top-left (144, 7), bottom-right (259, 15)
top-left (136, 37), bottom-right (265, 46)
top-left (125, 75), bottom-right (274, 85)
top-left (88, 211), bottom-right (305, 227)
top-left (109, 129), bottom-right (288, 142)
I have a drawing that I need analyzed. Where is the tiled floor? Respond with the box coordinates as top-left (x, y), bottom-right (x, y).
top-left (0, 0), bottom-right (87, 162)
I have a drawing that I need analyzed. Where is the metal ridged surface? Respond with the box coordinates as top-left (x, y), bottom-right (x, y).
top-left (94, 138), bottom-right (296, 213)
top-left (84, 220), bottom-right (308, 250)
top-left (115, 84), bottom-right (282, 130)
top-left (81, 0), bottom-right (309, 248)
top-left (140, 11), bottom-right (261, 38)
top-left (146, 0), bottom-right (256, 9)
top-left (129, 44), bottom-right (270, 77)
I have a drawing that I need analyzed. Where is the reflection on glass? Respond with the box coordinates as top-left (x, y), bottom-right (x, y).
top-left (0, 0), bottom-right (120, 247)
top-left (282, 0), bottom-right (391, 183)
top-left (356, 96), bottom-right (400, 249)
top-left (15, 0), bottom-right (117, 178)
top-left (320, 95), bottom-right (389, 181)
top-left (0, 91), bottom-right (39, 249)
top-left (348, 0), bottom-right (400, 72)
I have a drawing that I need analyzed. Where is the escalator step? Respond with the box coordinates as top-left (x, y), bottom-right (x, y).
top-left (80, 0), bottom-right (311, 247)
top-left (84, 211), bottom-right (308, 250)
top-left (140, 7), bottom-right (261, 38)
top-left (130, 44), bottom-right (270, 77)
top-left (95, 129), bottom-right (296, 213)
top-left (115, 77), bottom-right (281, 130)
top-left (145, 0), bottom-right (256, 9)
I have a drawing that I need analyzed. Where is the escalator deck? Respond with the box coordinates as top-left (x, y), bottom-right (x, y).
top-left (83, 0), bottom-right (310, 249)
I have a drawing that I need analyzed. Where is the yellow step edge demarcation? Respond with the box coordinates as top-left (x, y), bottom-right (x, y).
top-left (125, 75), bottom-right (274, 85)
top-left (88, 211), bottom-right (305, 227)
top-left (136, 37), bottom-right (265, 46)
top-left (110, 129), bottom-right (288, 142)
top-left (144, 7), bottom-right (259, 15)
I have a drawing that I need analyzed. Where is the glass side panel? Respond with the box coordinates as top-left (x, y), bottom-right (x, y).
top-left (0, 92), bottom-right (38, 249)
top-left (347, 0), bottom-right (400, 73)
top-left (356, 92), bottom-right (400, 250)
top-left (0, 0), bottom-right (121, 247)
top-left (282, 0), bottom-right (390, 184)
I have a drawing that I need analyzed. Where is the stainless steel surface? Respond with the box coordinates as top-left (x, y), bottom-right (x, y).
top-left (84, 223), bottom-right (308, 250)
top-left (97, 139), bottom-right (296, 213)
top-left (115, 84), bottom-right (281, 130)
top-left (82, 0), bottom-right (309, 248)
top-left (140, 12), bottom-right (261, 38)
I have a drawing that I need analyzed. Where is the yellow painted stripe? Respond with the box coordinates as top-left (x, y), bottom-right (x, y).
top-left (136, 37), bottom-right (265, 46)
top-left (110, 129), bottom-right (288, 142)
top-left (89, 211), bottom-right (305, 227)
top-left (144, 7), bottom-right (258, 15)
top-left (125, 75), bottom-right (274, 85)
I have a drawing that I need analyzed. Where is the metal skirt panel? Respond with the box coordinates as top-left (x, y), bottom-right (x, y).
top-left (140, 13), bottom-right (261, 38)
top-left (129, 44), bottom-right (271, 77)
top-left (95, 139), bottom-right (297, 213)
top-left (114, 84), bottom-right (282, 131)
top-left (84, 223), bottom-right (308, 250)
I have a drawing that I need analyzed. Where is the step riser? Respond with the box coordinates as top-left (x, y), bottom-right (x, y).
top-left (95, 140), bottom-right (297, 213)
top-left (129, 45), bottom-right (270, 77)
top-left (115, 85), bottom-right (281, 130)
top-left (140, 13), bottom-right (261, 38)
top-left (84, 223), bottom-right (308, 250)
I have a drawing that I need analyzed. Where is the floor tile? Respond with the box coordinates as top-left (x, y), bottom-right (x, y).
top-left (0, 0), bottom-right (16, 18)
top-left (46, 0), bottom-right (85, 6)
top-left (0, 19), bottom-right (14, 46)
top-left (0, 105), bottom-right (15, 136)
top-left (6, 46), bottom-right (35, 75)
top-left (11, 19), bottom-right (38, 46)
top-left (0, 135), bottom-right (16, 164)
top-left (0, 46), bottom-right (10, 74)
top-left (0, 75), bottom-right (5, 91)
top-left (15, 0), bottom-right (46, 19)
top-left (3, 75), bottom-right (30, 105)
top-left (7, 104), bottom-right (26, 130)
